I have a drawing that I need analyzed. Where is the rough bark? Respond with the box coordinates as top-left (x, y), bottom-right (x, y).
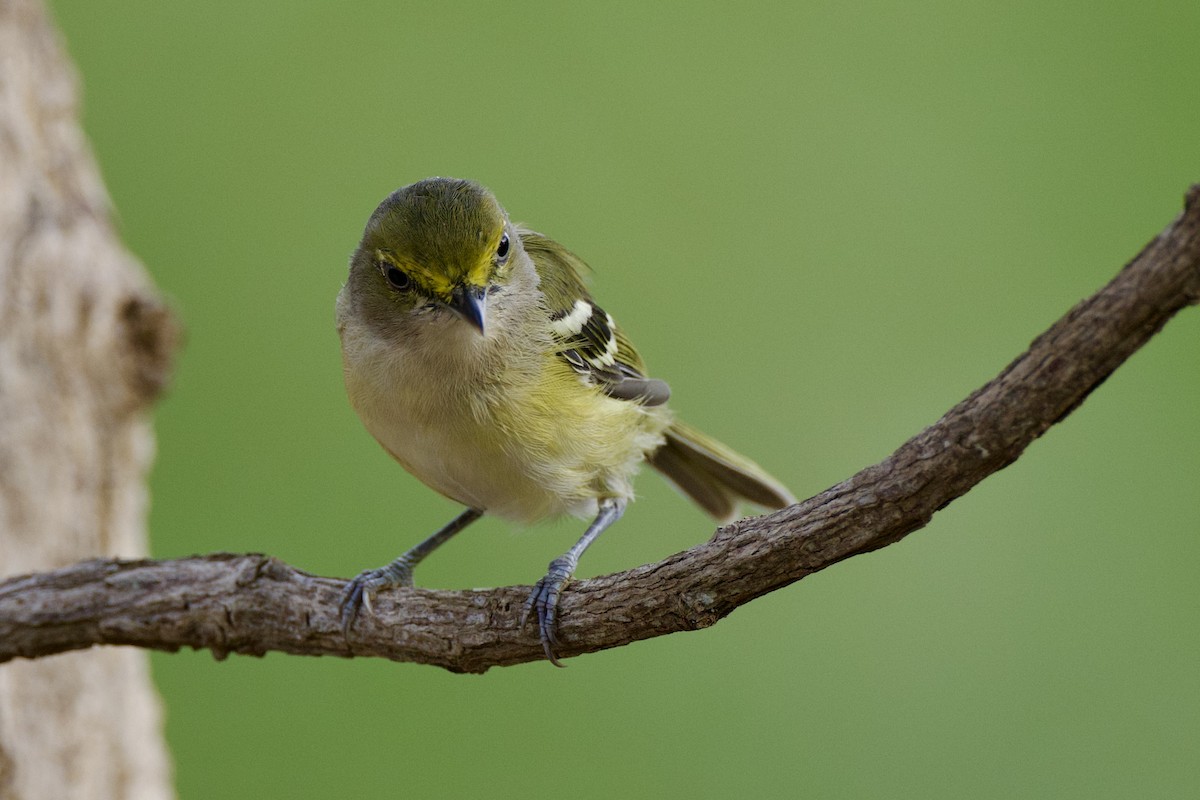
top-left (0, 186), bottom-right (1196, 675)
top-left (0, 0), bottom-right (177, 797)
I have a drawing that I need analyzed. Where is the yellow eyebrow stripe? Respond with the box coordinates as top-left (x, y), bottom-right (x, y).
top-left (464, 227), bottom-right (507, 287)
top-left (376, 226), bottom-right (501, 295)
top-left (377, 251), bottom-right (455, 297)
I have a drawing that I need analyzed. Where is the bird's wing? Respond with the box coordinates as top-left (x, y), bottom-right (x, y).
top-left (519, 226), bottom-right (670, 406)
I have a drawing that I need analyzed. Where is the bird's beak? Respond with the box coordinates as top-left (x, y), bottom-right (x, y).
top-left (447, 284), bottom-right (487, 335)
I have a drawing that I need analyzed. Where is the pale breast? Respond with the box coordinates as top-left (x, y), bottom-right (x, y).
top-left (337, 287), bottom-right (670, 524)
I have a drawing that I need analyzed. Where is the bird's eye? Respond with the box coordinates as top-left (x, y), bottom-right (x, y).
top-left (496, 233), bottom-right (510, 263)
top-left (384, 265), bottom-right (411, 291)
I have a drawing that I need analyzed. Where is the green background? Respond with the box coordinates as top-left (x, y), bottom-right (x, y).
top-left (50, 1), bottom-right (1199, 797)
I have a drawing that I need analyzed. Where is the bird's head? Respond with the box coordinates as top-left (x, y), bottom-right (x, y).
top-left (346, 177), bottom-right (518, 337)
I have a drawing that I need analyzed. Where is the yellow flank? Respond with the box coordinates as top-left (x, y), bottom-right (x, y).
top-left (489, 352), bottom-right (670, 517)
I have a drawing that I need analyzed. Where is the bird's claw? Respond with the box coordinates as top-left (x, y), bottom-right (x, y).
top-left (340, 563), bottom-right (414, 636)
top-left (521, 557), bottom-right (575, 667)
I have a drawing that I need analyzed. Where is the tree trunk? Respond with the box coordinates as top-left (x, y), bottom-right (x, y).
top-left (0, 0), bottom-right (176, 797)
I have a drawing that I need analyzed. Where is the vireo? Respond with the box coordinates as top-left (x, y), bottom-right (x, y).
top-left (336, 177), bottom-right (794, 665)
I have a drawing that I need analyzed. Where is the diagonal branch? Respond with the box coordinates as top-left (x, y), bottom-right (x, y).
top-left (2, 187), bottom-right (1199, 674)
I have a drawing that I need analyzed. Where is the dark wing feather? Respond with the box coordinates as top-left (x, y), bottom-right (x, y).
top-left (519, 227), bottom-right (670, 406)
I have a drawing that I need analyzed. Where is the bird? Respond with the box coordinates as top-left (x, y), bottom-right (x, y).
top-left (335, 177), bottom-right (794, 665)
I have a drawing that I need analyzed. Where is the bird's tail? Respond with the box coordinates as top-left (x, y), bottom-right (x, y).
top-left (648, 420), bottom-right (796, 523)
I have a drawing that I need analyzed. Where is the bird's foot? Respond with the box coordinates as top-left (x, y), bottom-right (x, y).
top-left (520, 555), bottom-right (576, 667)
top-left (340, 560), bottom-right (415, 635)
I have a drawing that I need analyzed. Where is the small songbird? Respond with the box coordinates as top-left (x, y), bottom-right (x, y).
top-left (336, 177), bottom-right (794, 664)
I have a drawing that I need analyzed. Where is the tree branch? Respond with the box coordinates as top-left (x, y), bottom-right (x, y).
top-left (3, 187), bottom-right (1198, 674)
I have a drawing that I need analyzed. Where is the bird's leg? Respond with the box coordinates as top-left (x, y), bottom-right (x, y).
top-left (521, 497), bottom-right (626, 666)
top-left (340, 507), bottom-right (483, 634)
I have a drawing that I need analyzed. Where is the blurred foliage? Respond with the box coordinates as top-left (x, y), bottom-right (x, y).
top-left (48, 1), bottom-right (1200, 797)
